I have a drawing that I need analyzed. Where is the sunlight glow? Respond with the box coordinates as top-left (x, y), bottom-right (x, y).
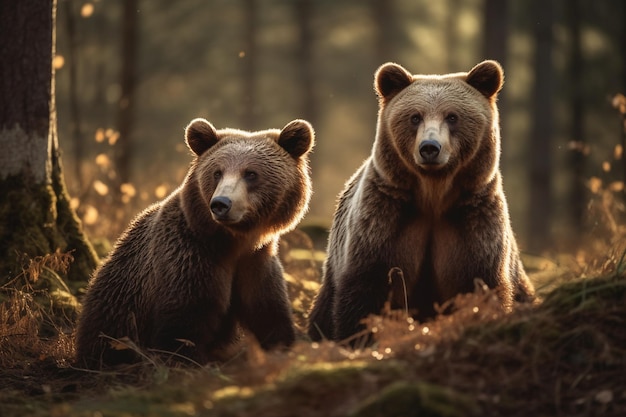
top-left (589, 177), bottom-right (602, 194)
top-left (107, 130), bottom-right (120, 145)
top-left (83, 205), bottom-right (99, 225)
top-left (52, 55), bottom-right (64, 70)
top-left (155, 184), bottom-right (168, 199)
top-left (95, 153), bottom-right (110, 168)
top-left (95, 129), bottom-right (105, 143)
top-left (81, 3), bottom-right (94, 18)
top-left (93, 180), bottom-right (109, 196)
top-left (121, 183), bottom-right (137, 198)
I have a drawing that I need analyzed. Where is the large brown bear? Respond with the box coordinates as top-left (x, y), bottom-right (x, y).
top-left (76, 118), bottom-right (314, 368)
top-left (308, 60), bottom-right (534, 343)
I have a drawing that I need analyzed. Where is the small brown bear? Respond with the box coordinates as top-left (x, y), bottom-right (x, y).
top-left (308, 60), bottom-right (534, 343)
top-left (76, 118), bottom-right (314, 368)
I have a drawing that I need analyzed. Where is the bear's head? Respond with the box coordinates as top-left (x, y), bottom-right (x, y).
top-left (183, 118), bottom-right (314, 238)
top-left (373, 60), bottom-right (503, 190)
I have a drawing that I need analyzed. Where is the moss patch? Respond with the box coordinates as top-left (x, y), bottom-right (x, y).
top-left (0, 174), bottom-right (97, 286)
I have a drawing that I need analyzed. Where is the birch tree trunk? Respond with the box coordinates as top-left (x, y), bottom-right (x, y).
top-left (0, 0), bottom-right (97, 286)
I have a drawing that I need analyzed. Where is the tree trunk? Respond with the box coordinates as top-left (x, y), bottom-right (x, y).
top-left (621, 0), bottom-right (626, 194)
top-left (0, 0), bottom-right (98, 286)
top-left (296, 0), bottom-right (317, 127)
top-left (445, 0), bottom-right (460, 71)
top-left (372, 0), bottom-right (395, 64)
top-left (527, 0), bottom-right (554, 252)
top-left (115, 0), bottom-right (139, 200)
top-left (243, 0), bottom-right (258, 130)
top-left (63, 0), bottom-right (85, 192)
top-left (483, 0), bottom-right (509, 170)
top-left (566, 0), bottom-right (585, 241)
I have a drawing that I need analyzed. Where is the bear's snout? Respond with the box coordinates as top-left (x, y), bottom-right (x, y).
top-left (210, 196), bottom-right (232, 218)
top-left (418, 140), bottom-right (441, 163)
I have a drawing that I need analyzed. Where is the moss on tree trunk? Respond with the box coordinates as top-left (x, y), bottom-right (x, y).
top-left (0, 156), bottom-right (98, 288)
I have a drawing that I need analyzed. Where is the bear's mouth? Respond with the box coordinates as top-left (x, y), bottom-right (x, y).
top-left (415, 156), bottom-right (448, 170)
top-left (211, 213), bottom-right (243, 225)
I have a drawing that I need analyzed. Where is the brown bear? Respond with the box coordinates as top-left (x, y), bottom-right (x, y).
top-left (75, 118), bottom-right (314, 368)
top-left (307, 60), bottom-right (534, 343)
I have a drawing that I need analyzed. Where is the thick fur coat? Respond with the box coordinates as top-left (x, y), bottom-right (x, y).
top-left (76, 118), bottom-right (314, 367)
top-left (308, 61), bottom-right (534, 342)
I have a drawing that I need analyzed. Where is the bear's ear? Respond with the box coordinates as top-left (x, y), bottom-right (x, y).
top-left (278, 119), bottom-right (315, 159)
top-left (466, 60), bottom-right (504, 99)
top-left (374, 63), bottom-right (414, 103)
top-left (185, 118), bottom-right (219, 156)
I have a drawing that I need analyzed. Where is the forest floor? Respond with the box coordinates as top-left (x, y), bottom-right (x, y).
top-left (1, 229), bottom-right (626, 417)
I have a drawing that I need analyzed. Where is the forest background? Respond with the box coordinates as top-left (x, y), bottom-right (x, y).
top-left (2, 1), bottom-right (626, 415)
top-left (54, 0), bottom-right (626, 255)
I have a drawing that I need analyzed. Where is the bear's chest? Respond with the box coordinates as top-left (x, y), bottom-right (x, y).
top-left (388, 216), bottom-right (472, 316)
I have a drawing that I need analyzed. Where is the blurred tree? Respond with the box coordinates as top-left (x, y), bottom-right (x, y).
top-left (621, 0), bottom-right (626, 190)
top-left (296, 0), bottom-right (317, 127)
top-left (63, 0), bottom-right (85, 192)
top-left (372, 0), bottom-right (395, 64)
top-left (243, 0), bottom-right (258, 130)
top-left (482, 0), bottom-right (508, 64)
top-left (0, 0), bottom-right (98, 284)
top-left (445, 0), bottom-right (460, 71)
top-left (115, 0), bottom-right (139, 201)
top-left (483, 0), bottom-right (509, 167)
top-left (566, 0), bottom-right (585, 239)
top-left (528, 0), bottom-right (554, 252)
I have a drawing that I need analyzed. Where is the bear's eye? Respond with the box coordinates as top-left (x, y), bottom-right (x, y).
top-left (410, 114), bottom-right (422, 125)
top-left (244, 170), bottom-right (257, 181)
top-left (214, 170), bottom-right (222, 180)
top-left (446, 113), bottom-right (458, 124)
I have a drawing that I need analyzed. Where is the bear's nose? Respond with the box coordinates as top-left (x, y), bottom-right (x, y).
top-left (210, 196), bottom-right (232, 217)
top-left (418, 140), bottom-right (441, 162)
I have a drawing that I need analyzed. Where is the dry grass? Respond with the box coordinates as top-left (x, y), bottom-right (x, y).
top-left (1, 227), bottom-right (626, 416)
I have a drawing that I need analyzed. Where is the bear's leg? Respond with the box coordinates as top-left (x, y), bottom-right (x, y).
top-left (333, 263), bottom-right (391, 345)
top-left (234, 248), bottom-right (295, 350)
top-left (149, 303), bottom-right (238, 365)
top-left (307, 268), bottom-right (336, 341)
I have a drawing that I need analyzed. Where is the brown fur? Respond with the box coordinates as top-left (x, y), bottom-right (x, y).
top-left (308, 61), bottom-right (534, 343)
top-left (75, 118), bottom-right (314, 368)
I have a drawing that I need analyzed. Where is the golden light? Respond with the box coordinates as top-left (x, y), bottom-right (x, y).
top-left (95, 128), bottom-right (106, 143)
top-left (83, 205), bottom-right (99, 225)
top-left (53, 55), bottom-right (64, 69)
top-left (93, 180), bottom-right (109, 196)
top-left (95, 153), bottom-right (110, 168)
top-left (121, 183), bottom-right (137, 198)
top-left (81, 3), bottom-right (94, 18)
top-left (602, 161), bottom-right (611, 172)
top-left (108, 131), bottom-right (120, 146)
top-left (588, 176), bottom-right (602, 194)
top-left (609, 181), bottom-right (624, 192)
top-left (155, 185), bottom-right (168, 199)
